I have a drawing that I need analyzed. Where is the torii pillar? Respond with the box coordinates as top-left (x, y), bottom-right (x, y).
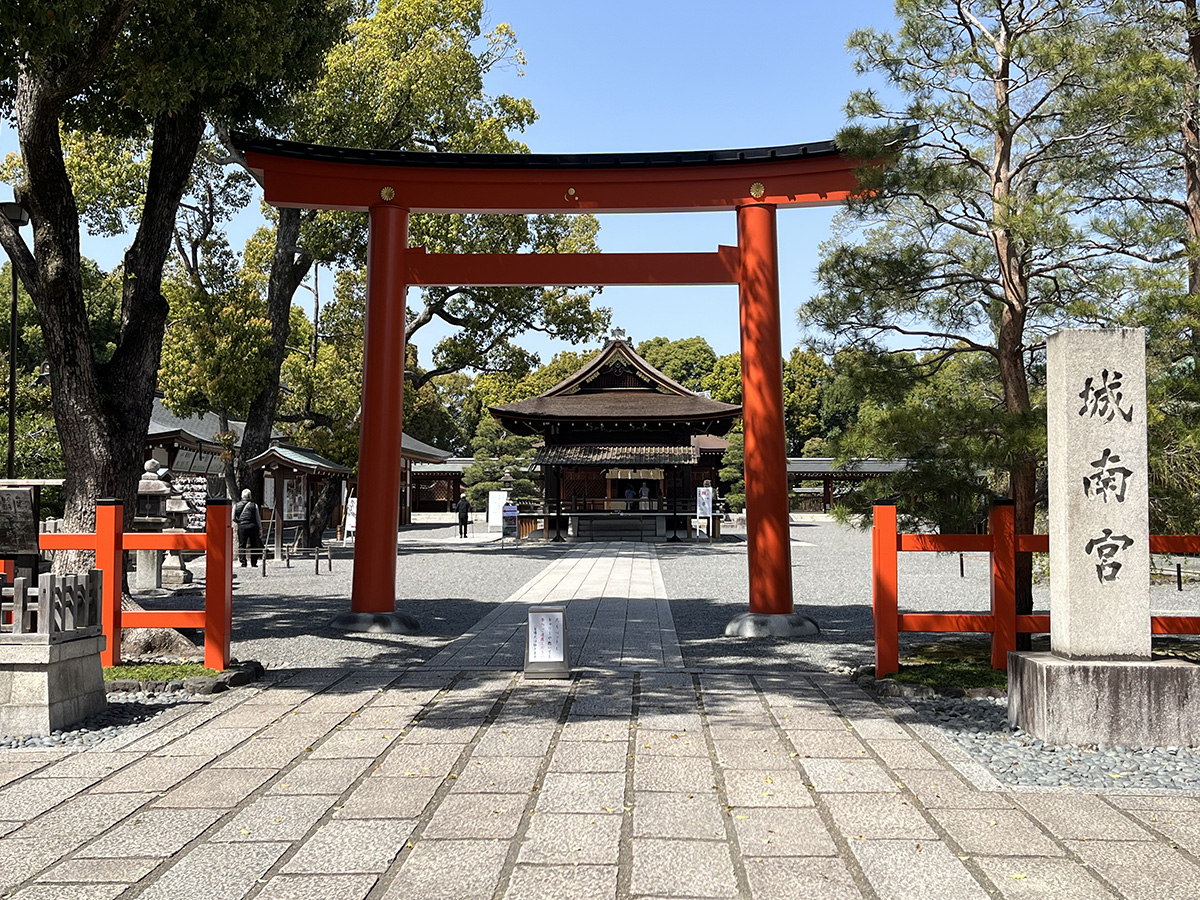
top-left (235, 134), bottom-right (869, 637)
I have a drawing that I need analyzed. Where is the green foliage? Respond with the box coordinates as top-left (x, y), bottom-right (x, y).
top-left (636, 336), bottom-right (717, 391)
top-left (702, 352), bottom-right (742, 405)
top-left (718, 424), bottom-right (745, 512)
top-left (782, 348), bottom-right (829, 456)
top-left (159, 248), bottom-right (274, 422)
top-left (461, 414), bottom-right (536, 509)
top-left (472, 349), bottom-right (600, 409)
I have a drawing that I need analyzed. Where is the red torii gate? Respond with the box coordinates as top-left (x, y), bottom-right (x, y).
top-left (236, 136), bottom-right (862, 626)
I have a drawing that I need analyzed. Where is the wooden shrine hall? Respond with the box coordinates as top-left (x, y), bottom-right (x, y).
top-left (490, 334), bottom-right (739, 541)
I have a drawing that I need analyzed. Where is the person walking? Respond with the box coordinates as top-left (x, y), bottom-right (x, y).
top-left (455, 491), bottom-right (471, 538)
top-left (233, 488), bottom-right (264, 566)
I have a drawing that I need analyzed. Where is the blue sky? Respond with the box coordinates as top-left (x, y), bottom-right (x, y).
top-left (0, 1), bottom-right (899, 366)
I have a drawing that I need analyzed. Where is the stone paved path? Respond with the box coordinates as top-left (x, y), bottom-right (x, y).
top-left (1, 543), bottom-right (1200, 898)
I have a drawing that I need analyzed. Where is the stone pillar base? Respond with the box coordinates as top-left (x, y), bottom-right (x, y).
top-left (1009, 651), bottom-right (1200, 747)
top-left (0, 635), bottom-right (107, 735)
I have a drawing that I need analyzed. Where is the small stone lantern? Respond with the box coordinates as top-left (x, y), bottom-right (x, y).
top-left (133, 460), bottom-right (170, 589)
top-left (160, 492), bottom-right (195, 587)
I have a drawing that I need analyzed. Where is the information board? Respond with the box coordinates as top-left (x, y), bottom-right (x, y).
top-left (345, 497), bottom-right (357, 538)
top-left (0, 488), bottom-right (38, 555)
top-left (696, 486), bottom-right (713, 518)
top-left (502, 503), bottom-right (519, 540)
top-left (525, 606), bottom-right (570, 678)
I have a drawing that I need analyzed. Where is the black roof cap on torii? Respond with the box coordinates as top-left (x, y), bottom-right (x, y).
top-left (230, 132), bottom-right (841, 171)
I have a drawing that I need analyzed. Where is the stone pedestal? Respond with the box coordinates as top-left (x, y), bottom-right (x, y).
top-left (135, 549), bottom-right (163, 590)
top-left (1009, 328), bottom-right (1200, 747)
top-left (160, 528), bottom-right (193, 586)
top-left (0, 635), bottom-right (107, 734)
top-left (1009, 652), bottom-right (1200, 746)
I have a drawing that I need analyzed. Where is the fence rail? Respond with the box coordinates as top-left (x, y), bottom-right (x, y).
top-left (37, 499), bottom-right (233, 669)
top-left (1, 571), bottom-right (102, 641)
top-left (872, 503), bottom-right (1200, 676)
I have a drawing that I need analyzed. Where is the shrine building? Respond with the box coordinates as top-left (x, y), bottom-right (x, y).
top-left (489, 333), bottom-right (740, 540)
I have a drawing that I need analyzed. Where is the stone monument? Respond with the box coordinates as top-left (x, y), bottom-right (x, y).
top-left (1009, 328), bottom-right (1200, 746)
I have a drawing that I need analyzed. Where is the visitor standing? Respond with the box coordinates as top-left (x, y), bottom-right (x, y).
top-left (233, 488), bottom-right (264, 566)
top-left (455, 491), bottom-right (471, 538)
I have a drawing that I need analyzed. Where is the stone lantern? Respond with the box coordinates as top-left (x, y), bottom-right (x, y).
top-left (160, 492), bottom-right (195, 587)
top-left (133, 460), bottom-right (170, 589)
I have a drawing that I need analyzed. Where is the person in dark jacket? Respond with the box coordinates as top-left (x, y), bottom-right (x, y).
top-left (455, 491), bottom-right (470, 538)
top-left (233, 489), bottom-right (264, 566)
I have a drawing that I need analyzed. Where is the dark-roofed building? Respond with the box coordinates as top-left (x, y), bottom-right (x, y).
top-left (489, 334), bottom-right (740, 540)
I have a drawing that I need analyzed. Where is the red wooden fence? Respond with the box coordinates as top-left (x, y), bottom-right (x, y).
top-left (872, 503), bottom-right (1200, 676)
top-left (37, 499), bottom-right (234, 669)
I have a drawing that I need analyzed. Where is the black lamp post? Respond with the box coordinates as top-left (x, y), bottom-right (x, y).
top-left (1, 201), bottom-right (29, 480)
top-left (500, 470), bottom-right (514, 496)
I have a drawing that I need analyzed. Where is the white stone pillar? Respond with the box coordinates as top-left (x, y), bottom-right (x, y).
top-left (1047, 328), bottom-right (1150, 660)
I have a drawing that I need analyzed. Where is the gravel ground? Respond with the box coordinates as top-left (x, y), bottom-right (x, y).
top-left (132, 522), bottom-right (569, 671)
top-left (663, 516), bottom-right (1200, 673)
top-left (906, 694), bottom-right (1200, 790)
top-left (0, 692), bottom-right (202, 750)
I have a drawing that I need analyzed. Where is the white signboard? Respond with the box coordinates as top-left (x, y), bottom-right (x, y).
top-left (525, 606), bottom-right (570, 678)
top-left (487, 490), bottom-right (508, 530)
top-left (696, 486), bottom-right (713, 518)
top-left (502, 503), bottom-right (519, 540)
top-left (345, 497), bottom-right (357, 538)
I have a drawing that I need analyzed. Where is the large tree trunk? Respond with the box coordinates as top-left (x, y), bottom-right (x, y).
top-left (303, 476), bottom-right (341, 548)
top-left (13, 56), bottom-right (205, 563)
top-left (235, 206), bottom-right (313, 500)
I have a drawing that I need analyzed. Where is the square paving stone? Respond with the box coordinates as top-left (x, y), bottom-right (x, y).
top-left (213, 794), bottom-right (337, 841)
top-left (768, 706), bottom-right (847, 731)
top-left (15, 792), bottom-right (149, 842)
top-left (633, 792), bottom-right (726, 840)
top-left (473, 727), bottom-right (554, 757)
top-left (893, 768), bottom-right (1011, 809)
top-left (309, 729), bottom-right (401, 759)
top-left (294, 693), bottom-right (375, 715)
top-left (930, 808), bottom-right (1063, 857)
top-left (712, 737), bottom-right (796, 769)
top-left (212, 737), bottom-right (313, 769)
top-left (637, 710), bottom-right (704, 731)
top-left (630, 838), bottom-right (739, 898)
top-left (705, 720), bottom-right (777, 742)
top-left (375, 687), bottom-right (445, 707)
top-left (422, 793), bottom-right (526, 839)
top-left (268, 758), bottom-right (371, 795)
top-left (207, 704), bottom-right (296, 728)
top-left (1105, 793), bottom-right (1200, 811)
top-left (0, 758), bottom-right (53, 788)
top-left (504, 863), bottom-right (617, 900)
top-left (1067, 838), bottom-right (1200, 900)
top-left (744, 856), bottom-right (863, 899)
top-left (633, 756), bottom-right (715, 793)
top-left (843, 717), bottom-right (910, 741)
top-left (383, 838), bottom-right (509, 900)
top-left (343, 706), bottom-right (421, 730)
top-left (1015, 794), bottom-right (1151, 842)
top-left (32, 751), bottom-right (144, 780)
top-left (975, 856), bottom-right (1118, 900)
top-left (77, 808), bottom-right (224, 858)
top-left (558, 720), bottom-right (627, 743)
top-left (154, 727), bottom-right (259, 758)
top-left (0, 838), bottom-right (72, 894)
top-left (851, 839), bottom-right (990, 900)
top-left (259, 712), bottom-right (346, 739)
top-left (633, 728), bottom-right (706, 758)
top-left (1128, 809), bottom-right (1200, 855)
top-left (255, 874), bottom-right (377, 900)
top-left (802, 758), bottom-right (899, 794)
top-left (281, 819), bottom-right (414, 873)
top-left (517, 812), bottom-right (622, 865)
top-left (864, 739), bottom-right (940, 769)
top-left (375, 743), bottom-right (462, 777)
top-left (823, 794), bottom-right (937, 840)
top-left (0, 777), bottom-right (95, 818)
top-left (90, 756), bottom-right (212, 794)
top-left (37, 855), bottom-right (161, 883)
top-left (153, 767), bottom-right (276, 808)
top-left (336, 776), bottom-right (442, 819)
top-left (135, 840), bottom-right (290, 900)
top-left (452, 755), bottom-right (542, 793)
top-left (7, 884), bottom-right (126, 900)
top-left (730, 807), bottom-right (837, 856)
top-left (548, 741), bottom-right (628, 774)
top-left (722, 769), bottom-right (813, 808)
top-left (398, 721), bottom-right (481, 744)
top-left (788, 730), bottom-right (869, 759)
top-left (537, 772), bottom-right (627, 815)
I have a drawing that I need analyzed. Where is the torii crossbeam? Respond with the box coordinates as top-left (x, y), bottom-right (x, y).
top-left (236, 135), bottom-right (864, 631)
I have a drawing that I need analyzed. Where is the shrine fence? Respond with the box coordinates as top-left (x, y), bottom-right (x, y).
top-left (872, 502), bottom-right (1200, 676)
top-left (34, 499), bottom-right (233, 669)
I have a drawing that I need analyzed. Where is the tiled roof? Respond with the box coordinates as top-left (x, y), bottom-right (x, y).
top-left (247, 444), bottom-right (352, 476)
top-left (493, 392), bottom-right (739, 422)
top-left (533, 445), bottom-right (699, 467)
